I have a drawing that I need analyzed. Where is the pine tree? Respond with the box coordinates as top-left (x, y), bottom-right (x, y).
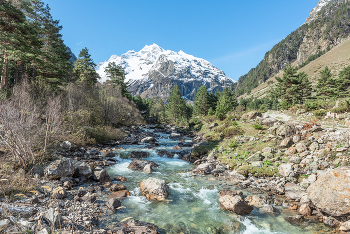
top-left (166, 85), bottom-right (188, 123)
top-left (336, 66), bottom-right (350, 97)
top-left (316, 66), bottom-right (336, 99)
top-left (73, 47), bottom-right (100, 86)
top-left (104, 62), bottom-right (131, 99)
top-left (215, 87), bottom-right (238, 120)
top-left (272, 65), bottom-right (312, 107)
top-left (193, 85), bottom-right (210, 117)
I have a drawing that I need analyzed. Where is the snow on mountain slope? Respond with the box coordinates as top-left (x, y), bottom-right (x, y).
top-left (305, 0), bottom-right (332, 24)
top-left (96, 44), bottom-right (234, 101)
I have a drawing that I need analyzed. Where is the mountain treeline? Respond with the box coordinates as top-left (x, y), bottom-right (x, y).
top-left (234, 0), bottom-right (350, 96)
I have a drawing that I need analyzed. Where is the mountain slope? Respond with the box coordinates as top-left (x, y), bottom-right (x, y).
top-left (234, 0), bottom-right (350, 96)
top-left (96, 44), bottom-right (234, 101)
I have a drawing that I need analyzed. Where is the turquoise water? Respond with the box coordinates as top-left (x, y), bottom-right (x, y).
top-left (103, 130), bottom-right (332, 234)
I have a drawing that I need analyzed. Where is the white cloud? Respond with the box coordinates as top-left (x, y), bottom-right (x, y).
top-left (77, 42), bottom-right (82, 45)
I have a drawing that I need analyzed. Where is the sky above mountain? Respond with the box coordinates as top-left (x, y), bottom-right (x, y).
top-left (43, 0), bottom-right (320, 81)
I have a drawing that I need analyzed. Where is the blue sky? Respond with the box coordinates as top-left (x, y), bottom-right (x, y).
top-left (44, 0), bottom-right (320, 81)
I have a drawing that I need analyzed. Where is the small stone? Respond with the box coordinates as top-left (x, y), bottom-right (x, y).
top-left (114, 176), bottom-right (127, 182)
top-left (143, 164), bottom-right (152, 173)
top-left (173, 145), bottom-right (182, 150)
top-left (63, 181), bottom-right (72, 190)
top-left (110, 184), bottom-right (127, 192)
top-left (296, 143), bottom-right (307, 153)
top-left (108, 190), bottom-right (130, 200)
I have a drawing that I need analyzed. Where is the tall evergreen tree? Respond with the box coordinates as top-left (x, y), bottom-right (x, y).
top-left (104, 62), bottom-right (131, 99)
top-left (215, 87), bottom-right (238, 120)
top-left (193, 85), bottom-right (210, 117)
top-left (166, 85), bottom-right (188, 123)
top-left (73, 47), bottom-right (100, 86)
top-left (336, 66), bottom-right (350, 97)
top-left (316, 66), bottom-right (336, 99)
top-left (272, 65), bottom-right (312, 107)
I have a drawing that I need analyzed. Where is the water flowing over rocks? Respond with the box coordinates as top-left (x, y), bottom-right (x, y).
top-left (128, 159), bottom-right (159, 171)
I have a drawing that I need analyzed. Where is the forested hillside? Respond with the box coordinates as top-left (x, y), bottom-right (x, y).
top-left (234, 0), bottom-right (350, 96)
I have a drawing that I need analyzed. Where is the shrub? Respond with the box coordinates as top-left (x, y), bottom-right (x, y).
top-left (313, 109), bottom-right (327, 116)
top-left (253, 124), bottom-right (264, 130)
top-left (228, 140), bottom-right (238, 149)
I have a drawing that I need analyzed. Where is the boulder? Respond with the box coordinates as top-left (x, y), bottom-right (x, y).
top-left (0, 202), bottom-right (37, 218)
top-left (143, 164), bottom-right (152, 173)
top-left (278, 164), bottom-right (293, 177)
top-left (285, 183), bottom-right (306, 200)
top-left (169, 133), bottom-right (181, 140)
top-left (251, 161), bottom-right (264, 168)
top-left (285, 215), bottom-right (304, 225)
top-left (299, 204), bottom-right (311, 216)
top-left (192, 163), bottom-right (215, 175)
top-left (276, 124), bottom-right (295, 137)
top-left (262, 147), bottom-right (274, 153)
top-left (73, 161), bottom-right (92, 178)
top-left (323, 216), bottom-right (340, 228)
top-left (44, 208), bottom-right (63, 228)
top-left (340, 221), bottom-right (350, 231)
top-left (285, 147), bottom-right (296, 156)
top-left (260, 205), bottom-right (278, 214)
top-left (93, 167), bottom-right (112, 183)
top-left (219, 195), bottom-right (253, 215)
top-left (139, 177), bottom-right (169, 201)
top-left (0, 219), bottom-right (11, 232)
top-left (172, 145), bottom-right (182, 150)
top-left (280, 137), bottom-right (292, 148)
top-left (307, 167), bottom-right (350, 216)
top-left (106, 198), bottom-right (121, 211)
top-left (81, 192), bottom-right (97, 203)
top-left (208, 123), bottom-right (219, 129)
top-left (45, 158), bottom-right (75, 179)
top-left (108, 190), bottom-right (130, 200)
top-left (241, 111), bottom-right (262, 120)
top-left (128, 159), bottom-right (159, 171)
top-left (219, 190), bottom-right (243, 198)
top-left (245, 195), bottom-right (264, 207)
top-left (293, 135), bottom-right (301, 143)
top-left (114, 219), bottom-right (159, 234)
top-left (129, 151), bottom-right (149, 158)
top-left (60, 141), bottom-right (78, 151)
top-left (110, 184), bottom-right (127, 192)
top-left (141, 137), bottom-right (157, 143)
top-left (114, 176), bottom-right (127, 182)
top-left (309, 142), bottom-right (319, 151)
top-left (224, 171), bottom-right (246, 182)
top-left (295, 143), bottom-right (307, 153)
top-left (261, 118), bottom-right (278, 127)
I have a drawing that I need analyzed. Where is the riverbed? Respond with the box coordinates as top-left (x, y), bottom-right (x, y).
top-left (102, 128), bottom-right (331, 234)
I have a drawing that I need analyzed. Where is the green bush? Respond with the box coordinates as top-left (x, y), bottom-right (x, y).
top-left (313, 109), bottom-right (327, 116)
top-left (253, 124), bottom-right (264, 130)
top-left (228, 140), bottom-right (238, 149)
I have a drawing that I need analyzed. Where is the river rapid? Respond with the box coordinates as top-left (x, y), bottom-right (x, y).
top-left (102, 128), bottom-right (330, 234)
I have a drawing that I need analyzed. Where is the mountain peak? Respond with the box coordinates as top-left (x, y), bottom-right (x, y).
top-left (96, 45), bottom-right (234, 101)
top-left (305, 0), bottom-right (332, 24)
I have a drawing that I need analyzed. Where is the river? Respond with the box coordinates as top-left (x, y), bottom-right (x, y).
top-left (102, 128), bottom-right (331, 234)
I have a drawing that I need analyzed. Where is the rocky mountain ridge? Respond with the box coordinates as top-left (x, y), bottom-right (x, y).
top-left (234, 0), bottom-right (350, 96)
top-left (96, 44), bottom-right (234, 101)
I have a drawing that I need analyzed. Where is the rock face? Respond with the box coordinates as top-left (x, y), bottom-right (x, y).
top-left (308, 167), bottom-right (350, 216)
top-left (96, 44), bottom-right (234, 102)
top-left (45, 159), bottom-right (75, 179)
top-left (219, 195), bottom-right (254, 215)
top-left (139, 177), bottom-right (169, 201)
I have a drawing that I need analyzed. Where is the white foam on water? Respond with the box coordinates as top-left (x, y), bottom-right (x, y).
top-left (241, 218), bottom-right (278, 234)
top-left (173, 154), bottom-right (179, 159)
top-left (152, 156), bottom-right (190, 167)
top-left (168, 182), bottom-right (192, 194)
top-left (110, 160), bottom-right (132, 174)
top-left (194, 188), bottom-right (218, 205)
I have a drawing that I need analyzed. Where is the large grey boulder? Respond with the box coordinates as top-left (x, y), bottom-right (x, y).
top-left (285, 183), bottom-right (306, 200)
top-left (45, 158), bottom-right (75, 179)
top-left (192, 162), bottom-right (215, 175)
top-left (128, 159), bottom-right (159, 171)
top-left (139, 177), bottom-right (169, 201)
top-left (246, 152), bottom-right (263, 162)
top-left (93, 167), bottom-right (112, 183)
top-left (308, 167), bottom-right (350, 216)
top-left (219, 195), bottom-right (253, 215)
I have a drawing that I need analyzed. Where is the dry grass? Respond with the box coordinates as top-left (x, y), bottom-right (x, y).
top-left (0, 150), bottom-right (37, 198)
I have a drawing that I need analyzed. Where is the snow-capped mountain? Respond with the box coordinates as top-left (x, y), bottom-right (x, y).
top-left (305, 0), bottom-right (332, 24)
top-left (96, 44), bottom-right (234, 101)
